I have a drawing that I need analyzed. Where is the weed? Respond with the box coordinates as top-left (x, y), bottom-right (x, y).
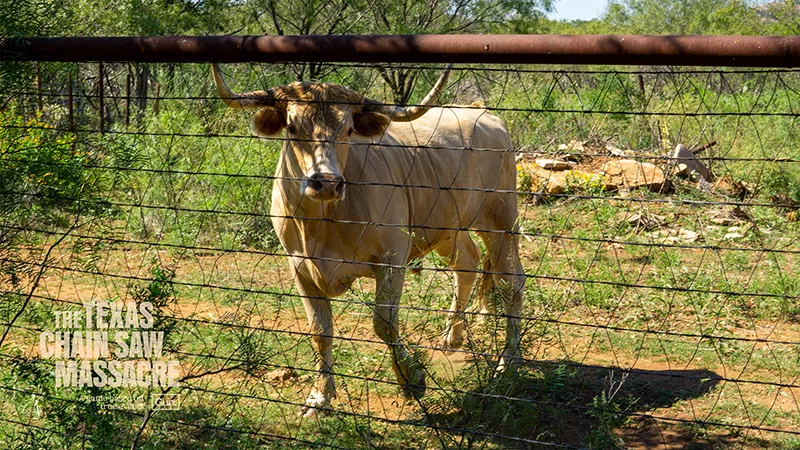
top-left (585, 371), bottom-right (635, 450)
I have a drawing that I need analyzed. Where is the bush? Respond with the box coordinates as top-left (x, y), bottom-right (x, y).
top-left (0, 105), bottom-right (104, 225)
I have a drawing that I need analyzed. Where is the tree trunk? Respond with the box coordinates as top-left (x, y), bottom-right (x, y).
top-left (379, 67), bottom-right (418, 105)
top-left (134, 63), bottom-right (150, 127)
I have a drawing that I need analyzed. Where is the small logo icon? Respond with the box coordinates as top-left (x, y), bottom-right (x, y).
top-left (151, 393), bottom-right (181, 410)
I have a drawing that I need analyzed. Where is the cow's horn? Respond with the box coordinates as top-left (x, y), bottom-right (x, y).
top-left (365, 64), bottom-right (452, 121)
top-left (211, 64), bottom-right (277, 109)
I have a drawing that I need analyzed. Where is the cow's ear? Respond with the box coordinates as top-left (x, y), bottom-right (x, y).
top-left (353, 111), bottom-right (390, 137)
top-left (251, 107), bottom-right (286, 137)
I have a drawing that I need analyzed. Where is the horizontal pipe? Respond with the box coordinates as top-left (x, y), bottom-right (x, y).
top-left (1, 35), bottom-right (799, 67)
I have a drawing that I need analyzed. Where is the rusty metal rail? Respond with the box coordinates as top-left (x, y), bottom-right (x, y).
top-left (1, 35), bottom-right (799, 67)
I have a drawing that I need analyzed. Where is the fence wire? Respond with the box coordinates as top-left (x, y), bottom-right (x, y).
top-left (1, 60), bottom-right (799, 450)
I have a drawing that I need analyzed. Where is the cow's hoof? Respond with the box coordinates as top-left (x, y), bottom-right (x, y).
top-left (441, 331), bottom-right (464, 352)
top-left (441, 320), bottom-right (466, 352)
top-left (495, 353), bottom-right (522, 375)
top-left (473, 306), bottom-right (493, 325)
top-left (401, 365), bottom-right (427, 400)
top-left (298, 390), bottom-right (331, 418)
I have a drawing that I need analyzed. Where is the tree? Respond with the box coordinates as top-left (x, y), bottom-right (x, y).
top-left (242, 0), bottom-right (552, 103)
top-left (367, 0), bottom-right (552, 103)
top-left (61, 0), bottom-right (234, 126)
top-left (240, 0), bottom-right (368, 80)
top-left (602, 0), bottom-right (761, 35)
top-left (0, 0), bottom-right (74, 97)
top-left (756, 0), bottom-right (800, 35)
top-left (369, 0), bottom-right (553, 103)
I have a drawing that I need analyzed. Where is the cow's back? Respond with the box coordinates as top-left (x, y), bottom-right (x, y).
top-left (343, 106), bottom-right (517, 256)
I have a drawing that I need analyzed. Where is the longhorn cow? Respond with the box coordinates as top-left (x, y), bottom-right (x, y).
top-left (212, 64), bottom-right (525, 416)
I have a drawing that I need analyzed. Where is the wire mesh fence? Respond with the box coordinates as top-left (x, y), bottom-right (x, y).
top-left (1, 58), bottom-right (799, 449)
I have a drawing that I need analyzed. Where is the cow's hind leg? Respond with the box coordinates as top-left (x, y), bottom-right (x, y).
top-left (479, 230), bottom-right (525, 372)
top-left (297, 280), bottom-right (336, 417)
top-left (373, 266), bottom-right (425, 399)
top-left (438, 233), bottom-right (480, 351)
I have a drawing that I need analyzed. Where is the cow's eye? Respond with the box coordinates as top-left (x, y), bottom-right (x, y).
top-left (346, 128), bottom-right (354, 136)
top-left (287, 125), bottom-right (298, 135)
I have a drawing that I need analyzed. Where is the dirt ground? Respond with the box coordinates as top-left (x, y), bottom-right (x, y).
top-left (9, 218), bottom-right (799, 449)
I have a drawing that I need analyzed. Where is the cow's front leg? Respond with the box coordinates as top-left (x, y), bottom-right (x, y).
top-left (297, 280), bottom-right (336, 417)
top-left (373, 266), bottom-right (425, 400)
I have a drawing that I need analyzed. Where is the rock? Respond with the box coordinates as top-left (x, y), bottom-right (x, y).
top-left (720, 223), bottom-right (753, 240)
top-left (515, 149), bottom-right (541, 161)
top-left (627, 212), bottom-right (666, 231)
top-left (518, 164), bottom-right (565, 194)
top-left (647, 228), bottom-right (700, 243)
top-left (706, 206), bottom-right (749, 225)
top-left (558, 140), bottom-right (585, 152)
top-left (517, 164), bottom-right (597, 195)
top-left (713, 176), bottom-right (750, 200)
top-left (600, 159), bottom-right (666, 192)
top-left (671, 144), bottom-right (713, 181)
top-left (676, 229), bottom-right (700, 243)
top-left (710, 217), bottom-right (734, 225)
top-left (606, 144), bottom-right (630, 157)
top-left (265, 367), bottom-right (297, 383)
top-left (535, 158), bottom-right (573, 171)
top-left (533, 167), bottom-right (571, 194)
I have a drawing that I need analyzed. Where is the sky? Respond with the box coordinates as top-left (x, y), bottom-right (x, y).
top-left (546, 0), bottom-right (776, 22)
top-left (546, 0), bottom-right (607, 21)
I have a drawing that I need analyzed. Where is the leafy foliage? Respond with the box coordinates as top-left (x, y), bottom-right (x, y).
top-left (603, 0), bottom-right (761, 35)
top-left (0, 107), bottom-right (104, 225)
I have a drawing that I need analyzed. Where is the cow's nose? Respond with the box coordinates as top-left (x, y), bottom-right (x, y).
top-left (305, 173), bottom-right (345, 200)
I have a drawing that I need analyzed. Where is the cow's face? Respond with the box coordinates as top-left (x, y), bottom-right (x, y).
top-left (249, 83), bottom-right (391, 202)
top-left (211, 64), bottom-right (450, 203)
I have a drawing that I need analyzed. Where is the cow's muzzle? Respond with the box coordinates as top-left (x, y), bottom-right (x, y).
top-left (304, 173), bottom-right (346, 201)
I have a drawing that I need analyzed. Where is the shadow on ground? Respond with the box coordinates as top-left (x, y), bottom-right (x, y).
top-left (423, 360), bottom-right (723, 449)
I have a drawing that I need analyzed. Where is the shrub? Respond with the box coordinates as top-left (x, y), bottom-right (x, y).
top-left (0, 105), bottom-right (104, 225)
